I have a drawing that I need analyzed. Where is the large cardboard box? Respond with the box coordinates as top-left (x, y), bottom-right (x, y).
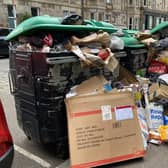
top-left (65, 91), bottom-right (145, 168)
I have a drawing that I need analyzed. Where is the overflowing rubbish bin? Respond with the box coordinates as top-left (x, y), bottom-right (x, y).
top-left (7, 15), bottom-right (124, 144)
top-left (8, 47), bottom-right (106, 143)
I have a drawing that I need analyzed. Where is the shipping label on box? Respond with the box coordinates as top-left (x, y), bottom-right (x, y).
top-left (65, 92), bottom-right (145, 168)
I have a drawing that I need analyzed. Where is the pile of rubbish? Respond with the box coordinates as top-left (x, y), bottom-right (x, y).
top-left (63, 19), bottom-right (168, 167)
top-left (64, 63), bottom-right (168, 167)
top-left (134, 24), bottom-right (168, 80)
top-left (133, 25), bottom-right (168, 145)
top-left (9, 15), bottom-right (126, 75)
top-left (7, 15), bottom-right (168, 167)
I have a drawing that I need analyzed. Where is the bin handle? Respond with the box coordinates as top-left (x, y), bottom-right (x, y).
top-left (8, 71), bottom-right (16, 95)
top-left (17, 74), bottom-right (25, 80)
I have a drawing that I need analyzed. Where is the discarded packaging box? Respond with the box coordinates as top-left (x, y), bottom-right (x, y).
top-left (75, 75), bottom-right (107, 95)
top-left (65, 91), bottom-right (145, 168)
top-left (119, 65), bottom-right (138, 84)
top-left (66, 75), bottom-right (108, 98)
top-left (149, 82), bottom-right (168, 101)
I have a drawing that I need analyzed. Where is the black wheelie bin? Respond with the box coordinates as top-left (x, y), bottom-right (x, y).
top-left (119, 34), bottom-right (147, 74)
top-left (7, 15), bottom-right (119, 144)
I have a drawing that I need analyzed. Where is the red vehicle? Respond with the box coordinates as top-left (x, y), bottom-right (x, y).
top-left (0, 100), bottom-right (14, 168)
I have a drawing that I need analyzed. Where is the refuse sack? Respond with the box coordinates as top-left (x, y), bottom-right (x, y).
top-left (109, 35), bottom-right (124, 50)
top-left (157, 37), bottom-right (168, 50)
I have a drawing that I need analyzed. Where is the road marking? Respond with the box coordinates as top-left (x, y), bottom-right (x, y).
top-left (14, 144), bottom-right (51, 168)
top-left (56, 159), bottom-right (70, 168)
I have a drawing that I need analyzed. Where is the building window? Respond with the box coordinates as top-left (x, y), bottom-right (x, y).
top-left (129, 17), bottom-right (133, 29)
top-left (151, 0), bottom-right (156, 9)
top-left (144, 15), bottom-right (148, 29)
top-left (111, 16), bottom-right (116, 24)
top-left (144, 0), bottom-right (147, 6)
top-left (90, 12), bottom-right (95, 20)
top-left (136, 0), bottom-right (139, 6)
top-left (148, 16), bottom-right (153, 29)
top-left (7, 5), bottom-right (14, 17)
top-left (121, 15), bottom-right (126, 25)
top-left (105, 14), bottom-right (111, 22)
top-left (121, 0), bottom-right (125, 10)
top-left (98, 13), bottom-right (104, 21)
top-left (63, 10), bottom-right (69, 17)
top-left (7, 5), bottom-right (16, 28)
top-left (156, 17), bottom-right (160, 25)
top-left (129, 0), bottom-right (133, 5)
top-left (162, 0), bottom-right (165, 9)
top-left (70, 11), bottom-right (76, 15)
top-left (106, 0), bottom-right (112, 4)
top-left (161, 17), bottom-right (164, 22)
top-left (134, 18), bottom-right (139, 30)
top-left (31, 7), bottom-right (40, 16)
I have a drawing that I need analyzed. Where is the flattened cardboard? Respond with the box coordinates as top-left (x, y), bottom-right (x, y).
top-left (149, 83), bottom-right (168, 100)
top-left (119, 65), bottom-right (138, 84)
top-left (75, 75), bottom-right (107, 95)
top-left (65, 91), bottom-right (145, 168)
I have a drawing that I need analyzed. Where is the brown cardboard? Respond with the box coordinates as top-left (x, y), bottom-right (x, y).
top-left (149, 83), bottom-right (168, 100)
top-left (119, 65), bottom-right (138, 84)
top-left (65, 91), bottom-right (145, 168)
top-left (75, 75), bottom-right (107, 95)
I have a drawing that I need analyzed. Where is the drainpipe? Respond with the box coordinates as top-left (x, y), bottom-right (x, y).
top-left (81, 0), bottom-right (84, 18)
top-left (12, 0), bottom-right (17, 28)
top-left (139, 0), bottom-right (144, 30)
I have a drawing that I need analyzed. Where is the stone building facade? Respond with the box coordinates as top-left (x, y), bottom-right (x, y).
top-left (126, 0), bottom-right (168, 30)
top-left (0, 0), bottom-right (168, 30)
top-left (0, 0), bottom-right (82, 27)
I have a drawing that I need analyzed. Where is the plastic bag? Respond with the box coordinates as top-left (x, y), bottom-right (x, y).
top-left (148, 60), bottom-right (168, 74)
top-left (109, 36), bottom-right (124, 50)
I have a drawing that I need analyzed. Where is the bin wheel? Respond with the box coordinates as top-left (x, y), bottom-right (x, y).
top-left (26, 135), bottom-right (31, 141)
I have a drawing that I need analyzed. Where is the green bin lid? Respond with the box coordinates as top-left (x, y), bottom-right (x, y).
top-left (85, 19), bottom-right (114, 28)
top-left (6, 15), bottom-right (118, 40)
top-left (150, 21), bottom-right (168, 34)
top-left (124, 29), bottom-right (139, 36)
top-left (121, 36), bottom-right (145, 48)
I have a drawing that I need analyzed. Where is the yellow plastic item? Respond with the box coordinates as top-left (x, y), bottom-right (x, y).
top-left (159, 56), bottom-right (168, 65)
top-left (135, 91), bottom-right (142, 101)
top-left (158, 125), bottom-right (168, 141)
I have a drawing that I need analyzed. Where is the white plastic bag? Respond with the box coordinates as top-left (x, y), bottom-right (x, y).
top-left (109, 36), bottom-right (124, 50)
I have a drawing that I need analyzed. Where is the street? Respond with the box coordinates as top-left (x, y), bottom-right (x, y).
top-left (1, 57), bottom-right (168, 168)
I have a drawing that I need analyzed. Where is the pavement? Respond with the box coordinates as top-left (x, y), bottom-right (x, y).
top-left (38, 142), bottom-right (168, 168)
top-left (12, 151), bottom-right (45, 168)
